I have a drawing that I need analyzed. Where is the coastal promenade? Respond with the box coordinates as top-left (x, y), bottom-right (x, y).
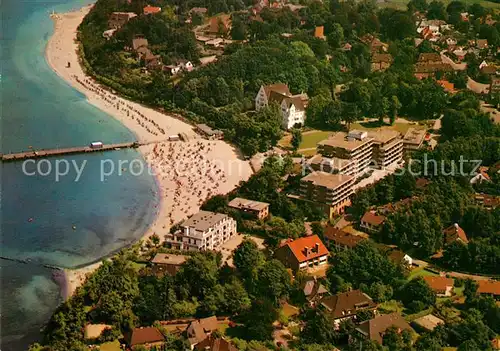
top-left (1, 141), bottom-right (142, 162)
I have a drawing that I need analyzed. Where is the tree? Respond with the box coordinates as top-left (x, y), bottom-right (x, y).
top-left (301, 307), bottom-right (337, 344)
top-left (257, 260), bottom-right (291, 304)
top-left (427, 1), bottom-right (448, 20)
top-left (290, 41), bottom-right (315, 58)
top-left (233, 238), bottom-right (265, 288)
top-left (222, 279), bottom-right (251, 315)
top-left (408, 0), bottom-right (428, 12)
top-left (231, 16), bottom-right (247, 40)
top-left (176, 254), bottom-right (218, 299)
top-left (389, 95), bottom-right (401, 125)
top-left (327, 23), bottom-right (344, 48)
top-left (291, 128), bottom-right (303, 151)
top-left (464, 279), bottom-right (479, 303)
top-left (241, 299), bottom-right (278, 341)
top-left (383, 326), bottom-right (413, 351)
top-left (399, 278), bottom-right (436, 312)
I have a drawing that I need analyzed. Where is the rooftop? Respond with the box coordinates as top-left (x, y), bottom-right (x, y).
top-left (412, 314), bottom-right (444, 331)
top-left (403, 128), bottom-right (426, 146)
top-left (182, 211), bottom-right (230, 232)
top-left (228, 197), bottom-right (269, 211)
top-left (423, 276), bottom-right (454, 293)
top-left (127, 327), bottom-right (165, 346)
top-left (443, 223), bottom-right (468, 244)
top-left (187, 316), bottom-right (219, 345)
top-left (321, 290), bottom-right (376, 319)
top-left (281, 234), bottom-right (329, 263)
top-left (195, 336), bottom-right (237, 351)
top-left (477, 280), bottom-right (500, 296)
top-left (196, 123), bottom-right (223, 136)
top-left (324, 227), bottom-right (365, 248)
top-left (357, 313), bottom-right (413, 344)
top-left (151, 253), bottom-right (187, 265)
top-left (318, 131), bottom-right (373, 151)
top-left (308, 155), bottom-right (354, 170)
top-left (367, 129), bottom-right (401, 144)
top-left (361, 211), bottom-right (386, 226)
top-left (301, 171), bottom-right (354, 190)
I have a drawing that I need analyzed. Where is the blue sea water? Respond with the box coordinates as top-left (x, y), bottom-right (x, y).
top-left (1, 0), bottom-right (160, 349)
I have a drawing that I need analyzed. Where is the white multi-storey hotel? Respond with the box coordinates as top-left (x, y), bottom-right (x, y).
top-left (166, 211), bottom-right (237, 251)
top-left (255, 83), bottom-right (309, 130)
top-left (367, 130), bottom-right (403, 169)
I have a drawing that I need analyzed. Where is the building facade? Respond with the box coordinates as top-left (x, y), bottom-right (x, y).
top-left (228, 197), bottom-right (270, 220)
top-left (275, 235), bottom-right (329, 272)
top-left (368, 130), bottom-right (403, 169)
top-left (300, 171), bottom-right (355, 216)
top-left (317, 131), bottom-right (374, 175)
top-left (166, 211), bottom-right (237, 251)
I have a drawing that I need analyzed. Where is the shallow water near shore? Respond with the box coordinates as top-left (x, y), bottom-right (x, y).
top-left (1, 0), bottom-right (159, 349)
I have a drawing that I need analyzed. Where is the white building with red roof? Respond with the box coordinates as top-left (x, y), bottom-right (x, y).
top-left (275, 235), bottom-right (329, 272)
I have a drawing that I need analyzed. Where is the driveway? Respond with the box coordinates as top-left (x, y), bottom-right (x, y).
top-left (440, 52), bottom-right (467, 71)
top-left (467, 77), bottom-right (490, 94)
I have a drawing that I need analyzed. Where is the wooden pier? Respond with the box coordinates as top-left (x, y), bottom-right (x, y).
top-left (1, 142), bottom-right (140, 162)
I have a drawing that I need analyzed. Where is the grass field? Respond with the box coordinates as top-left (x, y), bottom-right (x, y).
top-left (407, 267), bottom-right (438, 280)
top-left (99, 341), bottom-right (121, 351)
top-left (379, 0), bottom-right (500, 10)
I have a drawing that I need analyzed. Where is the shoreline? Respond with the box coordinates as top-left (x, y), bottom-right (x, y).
top-left (46, 5), bottom-right (253, 299)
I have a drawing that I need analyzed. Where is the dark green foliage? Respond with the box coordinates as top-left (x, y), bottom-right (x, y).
top-left (398, 278), bottom-right (436, 312)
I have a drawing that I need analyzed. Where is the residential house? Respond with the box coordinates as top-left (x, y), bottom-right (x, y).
top-left (423, 276), bottom-right (454, 297)
top-left (307, 155), bottom-right (356, 176)
top-left (323, 226), bottom-right (365, 250)
top-left (255, 83), bottom-right (309, 129)
top-left (187, 316), bottom-right (219, 347)
top-left (108, 12), bottom-right (137, 29)
top-left (355, 313), bottom-right (413, 344)
top-left (132, 38), bottom-right (149, 52)
top-left (195, 124), bottom-right (224, 140)
top-left (189, 7), bottom-right (208, 16)
top-left (470, 166), bottom-right (491, 184)
top-left (443, 223), bottom-right (469, 245)
top-left (371, 53), bottom-right (393, 72)
top-left (314, 26), bottom-right (326, 40)
top-left (320, 290), bottom-right (377, 329)
top-left (436, 80), bottom-right (455, 93)
top-left (299, 172), bottom-right (355, 216)
top-left (402, 128), bottom-right (426, 152)
top-left (194, 336), bottom-right (238, 351)
top-left (126, 327), bottom-right (165, 349)
top-left (481, 65), bottom-right (497, 75)
top-left (360, 34), bottom-right (388, 53)
top-left (102, 29), bottom-right (117, 40)
top-left (360, 211), bottom-right (386, 233)
top-left (150, 253), bottom-right (187, 276)
top-left (474, 193), bottom-right (500, 210)
top-left (209, 14), bottom-right (232, 35)
top-left (164, 65), bottom-right (182, 76)
top-left (143, 5), bottom-right (162, 15)
top-left (367, 129), bottom-right (403, 169)
top-left (453, 48), bottom-right (467, 61)
top-left (275, 235), bottom-right (329, 272)
top-left (476, 39), bottom-right (488, 50)
top-left (317, 130), bottom-right (374, 175)
top-left (412, 314), bottom-right (444, 332)
top-left (165, 211), bottom-right (237, 250)
top-left (491, 77), bottom-right (500, 96)
top-left (477, 280), bottom-right (500, 297)
top-left (228, 197), bottom-right (270, 220)
top-left (302, 278), bottom-right (329, 305)
top-left (444, 37), bottom-right (457, 47)
top-left (143, 51), bottom-right (162, 69)
top-left (414, 53), bottom-right (452, 79)
top-left (387, 249), bottom-right (413, 267)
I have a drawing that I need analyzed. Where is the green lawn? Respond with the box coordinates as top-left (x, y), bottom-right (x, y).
top-left (379, 300), bottom-right (404, 314)
top-left (407, 267), bottom-right (438, 281)
top-left (379, 0), bottom-right (500, 10)
top-left (99, 340), bottom-right (121, 351)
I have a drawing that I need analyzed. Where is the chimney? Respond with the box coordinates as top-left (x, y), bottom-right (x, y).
top-left (304, 246), bottom-right (309, 256)
top-left (454, 223), bottom-right (459, 232)
top-left (315, 243), bottom-right (320, 252)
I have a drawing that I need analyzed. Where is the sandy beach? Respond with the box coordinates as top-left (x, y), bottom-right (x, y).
top-left (46, 5), bottom-right (253, 298)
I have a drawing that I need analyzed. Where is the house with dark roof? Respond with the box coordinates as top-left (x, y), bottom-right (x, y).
top-left (187, 316), bottom-right (219, 347)
top-left (323, 226), bottom-right (365, 250)
top-left (476, 39), bottom-right (488, 49)
top-left (355, 313), bottom-right (413, 344)
top-left (275, 235), bottom-right (329, 272)
top-left (150, 253), bottom-right (187, 276)
top-left (126, 327), bottom-right (165, 349)
top-left (371, 53), bottom-right (393, 72)
top-left (443, 223), bottom-right (468, 245)
top-left (195, 336), bottom-right (238, 351)
top-left (423, 276), bottom-right (454, 297)
top-left (302, 277), bottom-right (329, 306)
top-left (360, 211), bottom-right (386, 233)
top-left (228, 197), bottom-right (270, 220)
top-left (320, 290), bottom-right (377, 329)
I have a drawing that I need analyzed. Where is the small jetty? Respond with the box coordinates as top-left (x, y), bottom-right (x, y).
top-left (0, 256), bottom-right (63, 270)
top-left (1, 141), bottom-right (140, 162)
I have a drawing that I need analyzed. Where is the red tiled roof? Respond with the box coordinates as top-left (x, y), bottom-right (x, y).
top-left (314, 26), bottom-right (325, 38)
top-left (143, 5), bottom-right (162, 15)
top-left (361, 211), bottom-right (386, 226)
top-left (443, 224), bottom-right (468, 244)
top-left (477, 280), bottom-right (500, 296)
top-left (423, 276), bottom-right (454, 293)
top-left (195, 336), bottom-right (238, 351)
top-left (284, 235), bottom-right (329, 263)
top-left (127, 327), bottom-right (165, 346)
top-left (436, 80), bottom-right (455, 93)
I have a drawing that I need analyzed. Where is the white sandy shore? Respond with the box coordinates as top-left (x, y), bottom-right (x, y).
top-left (46, 5), bottom-right (252, 299)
